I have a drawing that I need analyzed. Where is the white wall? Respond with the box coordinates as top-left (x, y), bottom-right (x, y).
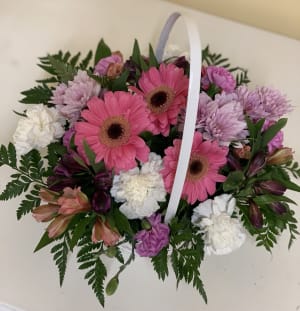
top-left (0, 1), bottom-right (299, 311)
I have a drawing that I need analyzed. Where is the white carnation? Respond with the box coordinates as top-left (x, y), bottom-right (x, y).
top-left (110, 153), bottom-right (166, 219)
top-left (192, 194), bottom-right (246, 255)
top-left (13, 105), bottom-right (66, 155)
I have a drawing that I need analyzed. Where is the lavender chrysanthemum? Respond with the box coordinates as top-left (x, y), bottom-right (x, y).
top-left (195, 92), bottom-right (247, 146)
top-left (236, 85), bottom-right (292, 121)
top-left (135, 214), bottom-right (170, 257)
top-left (51, 70), bottom-right (101, 124)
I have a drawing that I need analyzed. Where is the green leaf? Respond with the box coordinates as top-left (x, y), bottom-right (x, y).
top-left (131, 39), bottom-right (141, 66)
top-left (80, 50), bottom-right (93, 69)
top-left (83, 140), bottom-right (105, 173)
top-left (69, 216), bottom-right (93, 251)
top-left (17, 188), bottom-right (41, 220)
top-left (51, 237), bottom-right (70, 286)
top-left (262, 118), bottom-right (287, 147)
top-left (111, 207), bottom-right (133, 236)
top-left (48, 56), bottom-right (77, 82)
top-left (111, 70), bottom-right (129, 91)
top-left (139, 56), bottom-right (148, 71)
top-left (8, 143), bottom-right (17, 168)
top-left (20, 85), bottom-right (52, 104)
top-left (223, 171), bottom-right (244, 192)
top-left (193, 272), bottom-right (208, 304)
top-left (148, 44), bottom-right (159, 67)
top-left (151, 247), bottom-right (169, 281)
top-left (0, 178), bottom-right (29, 200)
top-left (94, 39), bottom-right (111, 65)
top-left (254, 194), bottom-right (297, 205)
top-left (34, 231), bottom-right (55, 252)
top-left (70, 52), bottom-right (81, 67)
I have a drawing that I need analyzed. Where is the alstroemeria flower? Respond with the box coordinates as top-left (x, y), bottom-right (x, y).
top-left (92, 217), bottom-right (120, 246)
top-left (58, 187), bottom-right (91, 215)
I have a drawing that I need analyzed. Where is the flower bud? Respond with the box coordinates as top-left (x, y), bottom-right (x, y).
top-left (92, 191), bottom-right (111, 213)
top-left (47, 215), bottom-right (72, 238)
top-left (249, 201), bottom-right (263, 228)
top-left (106, 277), bottom-right (119, 296)
top-left (266, 147), bottom-right (293, 165)
top-left (258, 180), bottom-right (286, 195)
top-left (247, 152), bottom-right (266, 177)
top-left (92, 218), bottom-right (120, 246)
top-left (39, 188), bottom-right (59, 204)
top-left (227, 152), bottom-right (242, 171)
top-left (105, 246), bottom-right (118, 258)
top-left (269, 202), bottom-right (287, 215)
top-left (233, 145), bottom-right (251, 159)
top-left (32, 204), bottom-right (60, 222)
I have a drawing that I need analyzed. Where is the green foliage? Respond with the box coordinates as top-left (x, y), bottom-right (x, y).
top-left (17, 184), bottom-right (41, 220)
top-left (20, 84), bottom-right (52, 105)
top-left (0, 144), bottom-right (47, 220)
top-left (169, 217), bottom-right (207, 303)
top-left (202, 45), bottom-right (250, 86)
top-left (148, 44), bottom-right (159, 68)
top-left (151, 246), bottom-right (169, 281)
top-left (80, 50), bottom-right (93, 69)
top-left (47, 56), bottom-right (77, 83)
top-left (237, 196), bottom-right (299, 252)
top-left (284, 161), bottom-right (300, 179)
top-left (34, 231), bottom-right (55, 252)
top-left (77, 237), bottom-right (107, 306)
top-left (223, 171), bottom-right (245, 192)
top-left (51, 234), bottom-right (70, 286)
top-left (45, 142), bottom-right (67, 176)
top-left (94, 39), bottom-right (111, 65)
top-left (110, 206), bottom-right (133, 236)
top-left (69, 215), bottom-right (95, 251)
top-left (111, 70), bottom-right (129, 91)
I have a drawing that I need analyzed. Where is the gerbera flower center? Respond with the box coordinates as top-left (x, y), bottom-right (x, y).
top-left (187, 155), bottom-right (209, 181)
top-left (146, 86), bottom-right (175, 114)
top-left (99, 116), bottom-right (131, 147)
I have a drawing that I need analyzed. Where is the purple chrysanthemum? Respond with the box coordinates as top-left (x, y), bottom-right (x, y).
top-left (51, 70), bottom-right (101, 124)
top-left (236, 85), bottom-right (292, 121)
top-left (135, 214), bottom-right (170, 257)
top-left (202, 66), bottom-right (236, 93)
top-left (195, 92), bottom-right (247, 146)
top-left (262, 120), bottom-right (283, 153)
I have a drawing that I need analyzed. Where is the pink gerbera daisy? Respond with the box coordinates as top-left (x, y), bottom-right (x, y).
top-left (131, 63), bottom-right (189, 136)
top-left (161, 132), bottom-right (228, 204)
top-left (74, 91), bottom-right (151, 172)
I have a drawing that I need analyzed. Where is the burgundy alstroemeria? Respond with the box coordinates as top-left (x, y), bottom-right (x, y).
top-left (249, 201), bottom-right (263, 229)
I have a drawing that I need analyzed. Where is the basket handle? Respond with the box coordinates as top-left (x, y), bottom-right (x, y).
top-left (156, 12), bottom-right (202, 223)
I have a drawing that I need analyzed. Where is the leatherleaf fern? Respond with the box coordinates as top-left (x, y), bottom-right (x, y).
top-left (151, 214), bottom-right (207, 303)
top-left (0, 143), bottom-right (47, 218)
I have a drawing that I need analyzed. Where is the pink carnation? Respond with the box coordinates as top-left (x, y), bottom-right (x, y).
top-left (202, 66), bottom-right (236, 93)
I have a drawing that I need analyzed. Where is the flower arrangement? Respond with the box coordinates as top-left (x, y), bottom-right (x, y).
top-left (0, 30), bottom-right (300, 307)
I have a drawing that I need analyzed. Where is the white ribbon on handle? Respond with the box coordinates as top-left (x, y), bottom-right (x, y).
top-left (156, 12), bottom-right (202, 223)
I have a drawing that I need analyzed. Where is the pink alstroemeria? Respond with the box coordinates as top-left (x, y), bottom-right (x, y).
top-left (92, 218), bottom-right (120, 246)
top-left (47, 215), bottom-right (73, 238)
top-left (57, 187), bottom-right (91, 216)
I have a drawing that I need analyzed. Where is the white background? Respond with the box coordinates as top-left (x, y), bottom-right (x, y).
top-left (0, 1), bottom-right (300, 311)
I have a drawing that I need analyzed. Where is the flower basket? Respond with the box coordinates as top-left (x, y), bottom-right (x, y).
top-left (0, 11), bottom-right (299, 307)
